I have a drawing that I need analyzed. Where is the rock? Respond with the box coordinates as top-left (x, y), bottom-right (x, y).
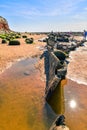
top-left (45, 76), bottom-right (61, 101)
top-left (0, 16), bottom-right (10, 33)
top-left (52, 125), bottom-right (70, 130)
top-left (57, 67), bottom-right (67, 79)
top-left (54, 49), bottom-right (68, 61)
top-left (50, 115), bottom-right (70, 130)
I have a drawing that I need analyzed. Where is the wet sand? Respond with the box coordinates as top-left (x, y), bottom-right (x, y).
top-left (67, 42), bottom-right (87, 85)
top-left (0, 33), bottom-right (46, 74)
top-left (64, 79), bottom-right (87, 130)
top-left (65, 41), bottom-right (87, 130)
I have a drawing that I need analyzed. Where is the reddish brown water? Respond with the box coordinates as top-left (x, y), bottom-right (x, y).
top-left (0, 58), bottom-right (56, 130)
top-left (64, 79), bottom-right (87, 130)
top-left (48, 79), bottom-right (87, 130)
top-left (48, 79), bottom-right (67, 115)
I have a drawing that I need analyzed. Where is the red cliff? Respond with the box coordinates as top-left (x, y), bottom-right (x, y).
top-left (0, 16), bottom-right (10, 33)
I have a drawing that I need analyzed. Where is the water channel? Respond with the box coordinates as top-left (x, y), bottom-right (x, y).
top-left (0, 58), bottom-right (56, 130)
top-left (0, 56), bottom-right (87, 130)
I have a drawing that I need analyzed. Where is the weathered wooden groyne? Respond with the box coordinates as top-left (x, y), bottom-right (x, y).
top-left (42, 32), bottom-right (85, 130)
top-left (45, 32), bottom-right (84, 101)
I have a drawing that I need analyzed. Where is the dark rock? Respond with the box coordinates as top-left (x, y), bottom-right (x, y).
top-left (54, 50), bottom-right (68, 61)
top-left (57, 67), bottom-right (67, 79)
top-left (50, 115), bottom-right (70, 130)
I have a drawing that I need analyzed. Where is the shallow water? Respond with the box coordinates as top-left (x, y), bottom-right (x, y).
top-left (0, 58), bottom-right (56, 130)
top-left (48, 79), bottom-right (87, 130)
top-left (64, 79), bottom-right (87, 130)
top-left (63, 42), bottom-right (87, 129)
top-left (48, 79), bottom-right (67, 115)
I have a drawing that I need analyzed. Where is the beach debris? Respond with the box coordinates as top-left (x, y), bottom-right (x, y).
top-left (25, 38), bottom-right (34, 44)
top-left (24, 71), bottom-right (30, 76)
top-left (8, 40), bottom-right (20, 45)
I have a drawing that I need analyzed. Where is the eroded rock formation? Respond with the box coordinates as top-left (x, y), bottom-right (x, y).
top-left (0, 16), bottom-right (10, 33)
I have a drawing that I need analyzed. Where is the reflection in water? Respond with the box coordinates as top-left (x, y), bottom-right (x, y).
top-left (69, 100), bottom-right (77, 109)
top-left (48, 79), bottom-right (67, 115)
top-left (64, 79), bottom-right (87, 130)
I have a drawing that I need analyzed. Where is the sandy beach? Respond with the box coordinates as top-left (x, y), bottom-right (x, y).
top-left (0, 33), bottom-right (47, 74)
top-left (0, 34), bottom-right (87, 130)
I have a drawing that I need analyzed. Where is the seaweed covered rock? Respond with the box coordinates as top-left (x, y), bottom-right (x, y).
top-left (2, 39), bottom-right (7, 44)
top-left (25, 38), bottom-right (33, 44)
top-left (54, 50), bottom-right (68, 61)
top-left (15, 35), bottom-right (21, 38)
top-left (8, 40), bottom-right (20, 45)
top-left (22, 35), bottom-right (27, 38)
top-left (57, 37), bottom-right (69, 42)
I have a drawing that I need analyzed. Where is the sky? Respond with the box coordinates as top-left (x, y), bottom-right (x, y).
top-left (0, 0), bottom-right (87, 32)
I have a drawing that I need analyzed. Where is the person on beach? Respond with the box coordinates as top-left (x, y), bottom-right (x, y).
top-left (84, 30), bottom-right (87, 41)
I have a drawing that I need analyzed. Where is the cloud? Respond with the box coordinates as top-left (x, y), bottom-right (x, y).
top-left (0, 0), bottom-right (86, 18)
top-left (1, 0), bottom-right (87, 32)
top-left (84, 7), bottom-right (87, 10)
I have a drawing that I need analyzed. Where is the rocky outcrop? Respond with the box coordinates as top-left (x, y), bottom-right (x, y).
top-left (0, 16), bottom-right (10, 33)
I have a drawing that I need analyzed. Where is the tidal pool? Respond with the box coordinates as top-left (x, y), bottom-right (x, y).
top-left (0, 58), bottom-right (56, 130)
top-left (48, 79), bottom-right (87, 130)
